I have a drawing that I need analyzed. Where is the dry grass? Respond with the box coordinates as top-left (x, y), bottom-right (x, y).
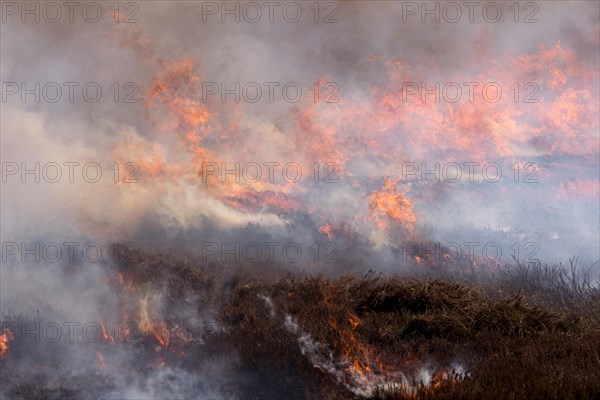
top-left (1, 245), bottom-right (599, 399)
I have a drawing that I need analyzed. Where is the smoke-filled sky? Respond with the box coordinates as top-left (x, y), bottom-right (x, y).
top-left (2, 1), bottom-right (599, 269)
top-left (1, 0), bottom-right (599, 298)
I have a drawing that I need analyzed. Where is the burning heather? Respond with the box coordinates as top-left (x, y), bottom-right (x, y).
top-left (1, 1), bottom-right (599, 399)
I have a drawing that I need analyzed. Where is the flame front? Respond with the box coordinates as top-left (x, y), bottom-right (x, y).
top-left (104, 22), bottom-right (599, 253)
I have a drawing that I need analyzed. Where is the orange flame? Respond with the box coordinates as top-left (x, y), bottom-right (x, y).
top-left (0, 329), bottom-right (14, 360)
top-left (319, 224), bottom-right (335, 239)
top-left (369, 178), bottom-right (416, 233)
top-left (100, 320), bottom-right (115, 345)
top-left (324, 287), bottom-right (388, 386)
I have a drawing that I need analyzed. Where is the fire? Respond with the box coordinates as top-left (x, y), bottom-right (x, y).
top-left (137, 295), bottom-right (170, 348)
top-left (107, 21), bottom-right (597, 252)
top-left (100, 320), bottom-right (115, 345)
top-left (319, 224), bottom-right (335, 239)
top-left (369, 178), bottom-right (416, 234)
top-left (430, 368), bottom-right (458, 390)
top-left (348, 313), bottom-right (360, 329)
top-left (293, 98), bottom-right (348, 168)
top-left (0, 329), bottom-right (14, 360)
top-left (323, 286), bottom-right (390, 390)
top-left (117, 273), bottom-right (135, 291)
top-left (421, 367), bottom-right (461, 395)
top-left (83, 267), bottom-right (203, 374)
top-left (112, 266), bottom-right (202, 357)
top-left (334, 315), bottom-right (376, 379)
top-left (225, 189), bottom-right (303, 214)
top-left (320, 284), bottom-right (465, 396)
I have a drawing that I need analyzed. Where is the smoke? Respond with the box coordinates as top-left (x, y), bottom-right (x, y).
top-left (2, 1), bottom-right (599, 263)
top-left (1, 1), bottom-right (599, 398)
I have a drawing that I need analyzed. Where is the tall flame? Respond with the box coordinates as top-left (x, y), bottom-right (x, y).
top-left (369, 178), bottom-right (416, 234)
